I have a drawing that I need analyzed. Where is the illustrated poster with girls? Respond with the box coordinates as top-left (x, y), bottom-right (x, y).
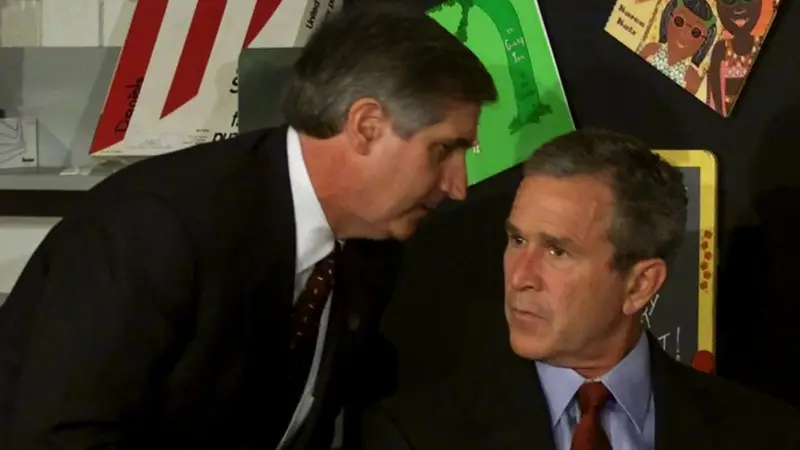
top-left (605, 0), bottom-right (779, 117)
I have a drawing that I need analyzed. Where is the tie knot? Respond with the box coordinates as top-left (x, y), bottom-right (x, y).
top-left (577, 381), bottom-right (611, 412)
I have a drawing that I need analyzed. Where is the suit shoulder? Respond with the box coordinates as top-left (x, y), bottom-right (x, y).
top-left (50, 194), bottom-right (191, 252)
top-left (74, 128), bottom-right (286, 227)
top-left (23, 194), bottom-right (196, 307)
top-left (87, 127), bottom-right (278, 200)
top-left (675, 361), bottom-right (800, 424)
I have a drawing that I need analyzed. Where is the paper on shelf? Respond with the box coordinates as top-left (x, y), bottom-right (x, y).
top-left (0, 117), bottom-right (37, 169)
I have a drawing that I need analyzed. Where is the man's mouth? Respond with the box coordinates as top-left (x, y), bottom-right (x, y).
top-left (510, 307), bottom-right (544, 322)
top-left (734, 18), bottom-right (749, 27)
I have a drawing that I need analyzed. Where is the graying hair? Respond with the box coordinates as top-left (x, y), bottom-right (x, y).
top-left (281, 3), bottom-right (497, 139)
top-left (523, 128), bottom-right (688, 272)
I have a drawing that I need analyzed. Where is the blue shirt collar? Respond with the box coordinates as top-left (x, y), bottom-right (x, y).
top-left (535, 333), bottom-right (651, 433)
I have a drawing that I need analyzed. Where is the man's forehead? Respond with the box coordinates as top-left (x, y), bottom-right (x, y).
top-left (510, 176), bottom-right (614, 239)
top-left (516, 174), bottom-right (612, 200)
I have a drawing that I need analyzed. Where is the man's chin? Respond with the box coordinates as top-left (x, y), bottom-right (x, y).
top-left (508, 332), bottom-right (550, 361)
top-left (388, 222), bottom-right (419, 241)
top-left (387, 214), bottom-right (428, 240)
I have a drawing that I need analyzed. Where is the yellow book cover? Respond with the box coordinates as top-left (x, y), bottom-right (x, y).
top-left (605, 0), bottom-right (780, 117)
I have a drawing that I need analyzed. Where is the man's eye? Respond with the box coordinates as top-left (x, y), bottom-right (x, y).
top-left (432, 144), bottom-right (453, 159)
top-left (509, 235), bottom-right (525, 246)
top-left (548, 246), bottom-right (567, 258)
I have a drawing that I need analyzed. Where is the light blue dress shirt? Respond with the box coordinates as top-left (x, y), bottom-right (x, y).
top-left (535, 334), bottom-right (655, 450)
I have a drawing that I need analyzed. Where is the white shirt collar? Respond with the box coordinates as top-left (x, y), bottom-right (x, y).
top-left (286, 126), bottom-right (335, 274)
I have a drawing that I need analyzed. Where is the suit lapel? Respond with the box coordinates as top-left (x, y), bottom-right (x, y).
top-left (249, 124), bottom-right (296, 350)
top-left (291, 239), bottom-right (405, 448)
top-left (312, 241), bottom-right (356, 399)
top-left (482, 335), bottom-right (724, 450)
top-left (649, 335), bottom-right (718, 450)
top-left (288, 241), bottom-right (368, 448)
top-left (478, 347), bottom-right (555, 450)
top-left (313, 239), bottom-right (406, 400)
top-left (240, 126), bottom-right (297, 447)
top-left (253, 124), bottom-right (296, 308)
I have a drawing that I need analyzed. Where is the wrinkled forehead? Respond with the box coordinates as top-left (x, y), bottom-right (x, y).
top-left (510, 175), bottom-right (616, 245)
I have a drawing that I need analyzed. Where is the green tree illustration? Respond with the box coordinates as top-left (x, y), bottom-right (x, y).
top-left (430, 0), bottom-right (552, 133)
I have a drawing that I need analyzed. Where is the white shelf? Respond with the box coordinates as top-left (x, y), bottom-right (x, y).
top-left (0, 168), bottom-right (105, 191)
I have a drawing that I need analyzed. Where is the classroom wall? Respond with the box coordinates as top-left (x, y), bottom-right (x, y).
top-left (0, 0), bottom-right (136, 47)
top-left (0, 0), bottom-right (134, 295)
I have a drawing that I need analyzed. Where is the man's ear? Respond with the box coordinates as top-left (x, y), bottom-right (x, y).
top-left (343, 98), bottom-right (387, 156)
top-left (621, 258), bottom-right (667, 316)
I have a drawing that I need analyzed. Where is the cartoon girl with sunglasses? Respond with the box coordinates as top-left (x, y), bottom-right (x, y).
top-left (639, 0), bottom-right (717, 95)
top-left (706, 0), bottom-right (776, 116)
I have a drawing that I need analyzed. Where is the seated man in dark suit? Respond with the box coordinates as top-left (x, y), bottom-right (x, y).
top-left (0, 4), bottom-right (497, 450)
top-left (361, 129), bottom-right (800, 450)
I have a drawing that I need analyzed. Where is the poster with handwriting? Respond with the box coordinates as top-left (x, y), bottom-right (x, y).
top-left (428, 0), bottom-right (574, 185)
top-left (645, 150), bottom-right (717, 370)
top-left (605, 0), bottom-right (780, 117)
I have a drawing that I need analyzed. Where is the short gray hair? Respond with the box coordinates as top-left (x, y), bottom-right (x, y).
top-left (281, 3), bottom-right (497, 139)
top-left (523, 129), bottom-right (688, 272)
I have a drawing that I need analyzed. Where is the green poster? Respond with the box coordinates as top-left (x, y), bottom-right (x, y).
top-left (429, 0), bottom-right (575, 185)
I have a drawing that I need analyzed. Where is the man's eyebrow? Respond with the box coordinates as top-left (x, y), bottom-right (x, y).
top-left (440, 137), bottom-right (474, 149)
top-left (538, 232), bottom-right (578, 250)
top-left (504, 220), bottom-right (522, 236)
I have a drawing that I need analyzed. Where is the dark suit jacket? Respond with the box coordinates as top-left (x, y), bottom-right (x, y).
top-left (359, 314), bottom-right (800, 450)
top-left (0, 126), bottom-right (402, 449)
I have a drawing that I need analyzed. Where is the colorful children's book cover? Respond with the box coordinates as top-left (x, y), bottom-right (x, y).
top-left (605, 0), bottom-right (780, 117)
top-left (428, 0), bottom-right (574, 185)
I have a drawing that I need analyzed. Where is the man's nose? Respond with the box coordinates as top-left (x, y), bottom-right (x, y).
top-left (508, 250), bottom-right (544, 292)
top-left (440, 152), bottom-right (468, 201)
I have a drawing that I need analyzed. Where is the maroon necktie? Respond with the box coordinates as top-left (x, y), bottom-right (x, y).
top-left (285, 244), bottom-right (339, 405)
top-left (571, 381), bottom-right (612, 450)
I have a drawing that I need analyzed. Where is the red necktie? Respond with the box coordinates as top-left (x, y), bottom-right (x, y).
top-left (571, 381), bottom-right (612, 450)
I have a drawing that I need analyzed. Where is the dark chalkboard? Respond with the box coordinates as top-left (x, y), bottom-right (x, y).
top-left (649, 150), bottom-right (718, 368)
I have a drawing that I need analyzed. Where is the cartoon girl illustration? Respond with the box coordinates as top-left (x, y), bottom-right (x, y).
top-left (706, 0), bottom-right (775, 116)
top-left (639, 0), bottom-right (717, 95)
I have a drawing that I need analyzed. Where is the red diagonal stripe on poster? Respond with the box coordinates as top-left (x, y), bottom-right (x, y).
top-left (243, 0), bottom-right (283, 48)
top-left (160, 0), bottom-right (228, 119)
top-left (89, 0), bottom-right (168, 154)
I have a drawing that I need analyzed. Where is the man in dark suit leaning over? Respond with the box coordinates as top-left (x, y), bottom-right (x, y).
top-left (362, 129), bottom-right (800, 450)
top-left (0, 5), bottom-right (497, 449)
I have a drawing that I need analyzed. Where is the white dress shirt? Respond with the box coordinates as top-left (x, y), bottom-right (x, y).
top-left (277, 127), bottom-right (336, 449)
